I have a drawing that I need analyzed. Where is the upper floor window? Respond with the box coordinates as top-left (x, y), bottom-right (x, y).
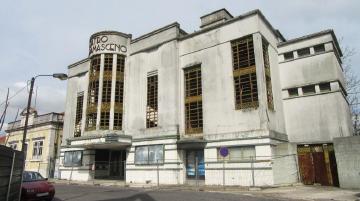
top-left (102, 80), bottom-right (112, 103)
top-left (104, 54), bottom-right (113, 72)
top-left (288, 88), bottom-right (299, 97)
top-left (100, 112), bottom-right (110, 130)
top-left (283, 52), bottom-right (294, 60)
top-left (231, 35), bottom-right (258, 109)
top-left (32, 141), bottom-right (43, 159)
top-left (319, 82), bottom-right (331, 92)
top-left (314, 44), bottom-right (325, 53)
top-left (297, 48), bottom-right (310, 57)
top-left (184, 66), bottom-right (203, 134)
top-left (146, 74), bottom-right (158, 128)
top-left (90, 55), bottom-right (101, 77)
top-left (117, 55), bottom-right (125, 72)
top-left (302, 85), bottom-right (316, 95)
top-left (74, 92), bottom-right (84, 137)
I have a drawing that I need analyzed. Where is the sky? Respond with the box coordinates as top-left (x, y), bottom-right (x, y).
top-left (0, 0), bottom-right (359, 131)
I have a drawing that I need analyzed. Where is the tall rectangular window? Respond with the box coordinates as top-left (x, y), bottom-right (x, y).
top-left (86, 55), bottom-right (101, 131)
top-left (32, 141), bottom-right (43, 159)
top-left (231, 35), bottom-right (258, 109)
top-left (102, 80), bottom-right (112, 103)
top-left (146, 74), bottom-right (158, 128)
top-left (262, 38), bottom-right (274, 110)
top-left (104, 54), bottom-right (113, 71)
top-left (184, 66), bottom-right (203, 134)
top-left (114, 55), bottom-right (125, 130)
top-left (74, 92), bottom-right (84, 137)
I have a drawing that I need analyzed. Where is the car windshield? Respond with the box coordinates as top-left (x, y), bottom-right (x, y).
top-left (23, 171), bottom-right (45, 182)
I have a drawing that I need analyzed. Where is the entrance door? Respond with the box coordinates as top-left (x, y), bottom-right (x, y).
top-left (186, 150), bottom-right (205, 179)
top-left (109, 150), bottom-right (126, 179)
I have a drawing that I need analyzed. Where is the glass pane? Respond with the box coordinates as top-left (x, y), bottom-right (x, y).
top-left (135, 146), bottom-right (148, 164)
top-left (148, 145), bottom-right (163, 164)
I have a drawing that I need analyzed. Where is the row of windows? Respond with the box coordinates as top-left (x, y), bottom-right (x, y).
top-left (283, 43), bottom-right (326, 61)
top-left (84, 54), bottom-right (125, 133)
top-left (9, 141), bottom-right (43, 159)
top-left (79, 34), bottom-right (272, 136)
top-left (288, 82), bottom-right (331, 97)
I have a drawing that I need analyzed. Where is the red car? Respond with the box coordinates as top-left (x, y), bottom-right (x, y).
top-left (21, 171), bottom-right (55, 201)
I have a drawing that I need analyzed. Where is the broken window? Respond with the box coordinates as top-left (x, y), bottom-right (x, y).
top-left (117, 55), bottom-right (125, 72)
top-left (297, 48), bottom-right (310, 57)
top-left (74, 92), bottom-right (84, 137)
top-left (231, 35), bottom-right (258, 109)
top-left (146, 74), bottom-right (158, 128)
top-left (100, 112), bottom-right (110, 130)
top-left (86, 55), bottom-right (101, 131)
top-left (86, 112), bottom-right (97, 131)
top-left (113, 55), bottom-right (126, 130)
top-left (262, 38), bottom-right (274, 110)
top-left (184, 66), bottom-right (203, 134)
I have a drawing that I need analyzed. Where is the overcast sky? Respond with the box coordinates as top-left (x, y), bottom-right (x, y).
top-left (0, 0), bottom-right (359, 131)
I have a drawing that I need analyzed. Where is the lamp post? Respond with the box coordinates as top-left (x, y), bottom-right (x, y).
top-left (21, 73), bottom-right (68, 152)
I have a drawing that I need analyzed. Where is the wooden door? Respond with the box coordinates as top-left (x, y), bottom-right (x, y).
top-left (298, 152), bottom-right (315, 185)
top-left (312, 151), bottom-right (329, 185)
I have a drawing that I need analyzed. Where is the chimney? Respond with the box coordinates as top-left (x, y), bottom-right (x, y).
top-left (200, 8), bottom-right (233, 29)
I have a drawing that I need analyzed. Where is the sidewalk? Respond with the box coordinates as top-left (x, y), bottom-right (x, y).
top-left (50, 179), bottom-right (360, 201)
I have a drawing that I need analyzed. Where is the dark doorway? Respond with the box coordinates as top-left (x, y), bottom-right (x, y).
top-left (94, 149), bottom-right (126, 180)
top-left (297, 144), bottom-right (339, 186)
top-left (186, 150), bottom-right (205, 180)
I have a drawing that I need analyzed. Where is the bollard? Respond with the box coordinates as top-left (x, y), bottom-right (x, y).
top-left (251, 156), bottom-right (255, 187)
top-left (68, 166), bottom-right (74, 184)
top-left (6, 152), bottom-right (16, 201)
top-left (195, 157), bottom-right (198, 190)
top-left (157, 159), bottom-right (159, 188)
top-left (223, 159), bottom-right (225, 189)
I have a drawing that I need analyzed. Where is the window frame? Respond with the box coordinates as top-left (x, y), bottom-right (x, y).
top-left (319, 82), bottom-right (331, 92)
top-left (288, 88), bottom-right (299, 97)
top-left (314, 44), bottom-right (325, 53)
top-left (146, 74), bottom-right (158, 128)
top-left (302, 85), bottom-right (316, 95)
top-left (297, 48), bottom-right (311, 57)
top-left (283, 52), bottom-right (294, 60)
top-left (217, 146), bottom-right (256, 162)
top-left (64, 151), bottom-right (83, 167)
top-left (134, 145), bottom-right (164, 165)
top-left (32, 140), bottom-right (43, 159)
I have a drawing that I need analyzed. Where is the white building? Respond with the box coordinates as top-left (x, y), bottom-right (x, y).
top-left (59, 9), bottom-right (352, 187)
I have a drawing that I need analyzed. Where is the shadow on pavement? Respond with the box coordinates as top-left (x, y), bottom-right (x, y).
top-left (53, 192), bottom-right (157, 201)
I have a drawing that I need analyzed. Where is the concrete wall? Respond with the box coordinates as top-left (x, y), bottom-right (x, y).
top-left (334, 136), bottom-right (360, 189)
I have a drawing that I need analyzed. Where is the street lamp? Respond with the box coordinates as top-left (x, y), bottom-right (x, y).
top-left (21, 73), bottom-right (68, 152)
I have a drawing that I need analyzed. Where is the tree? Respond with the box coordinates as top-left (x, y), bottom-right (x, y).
top-left (340, 38), bottom-right (359, 135)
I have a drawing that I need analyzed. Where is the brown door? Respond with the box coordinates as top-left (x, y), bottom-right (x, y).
top-left (312, 152), bottom-right (329, 185)
top-left (298, 153), bottom-right (315, 185)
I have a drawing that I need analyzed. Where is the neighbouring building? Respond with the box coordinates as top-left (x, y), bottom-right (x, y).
top-left (5, 108), bottom-right (63, 178)
top-left (59, 9), bottom-right (352, 186)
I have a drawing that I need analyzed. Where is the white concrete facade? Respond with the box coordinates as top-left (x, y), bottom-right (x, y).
top-left (58, 9), bottom-right (352, 186)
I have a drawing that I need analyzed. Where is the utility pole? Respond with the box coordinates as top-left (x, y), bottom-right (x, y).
top-left (21, 77), bottom-right (35, 152)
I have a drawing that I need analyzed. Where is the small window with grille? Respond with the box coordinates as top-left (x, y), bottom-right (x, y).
top-left (297, 48), bottom-right (310, 57)
top-left (283, 52), bottom-right (294, 60)
top-left (302, 85), bottom-right (316, 95)
top-left (314, 44), bottom-right (325, 53)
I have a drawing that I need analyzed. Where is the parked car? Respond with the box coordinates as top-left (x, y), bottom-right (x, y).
top-left (21, 171), bottom-right (55, 201)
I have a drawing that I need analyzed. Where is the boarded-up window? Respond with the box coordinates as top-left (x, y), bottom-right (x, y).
top-left (74, 92), bottom-right (84, 137)
top-left (262, 38), bottom-right (274, 110)
top-left (146, 74), bottom-right (158, 128)
top-left (231, 35), bottom-right (259, 109)
top-left (184, 66), bottom-right (203, 134)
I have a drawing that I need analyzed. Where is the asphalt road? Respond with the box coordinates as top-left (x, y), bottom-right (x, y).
top-left (52, 184), bottom-right (299, 201)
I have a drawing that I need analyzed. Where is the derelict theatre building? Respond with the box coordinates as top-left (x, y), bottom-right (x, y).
top-left (59, 9), bottom-right (352, 186)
